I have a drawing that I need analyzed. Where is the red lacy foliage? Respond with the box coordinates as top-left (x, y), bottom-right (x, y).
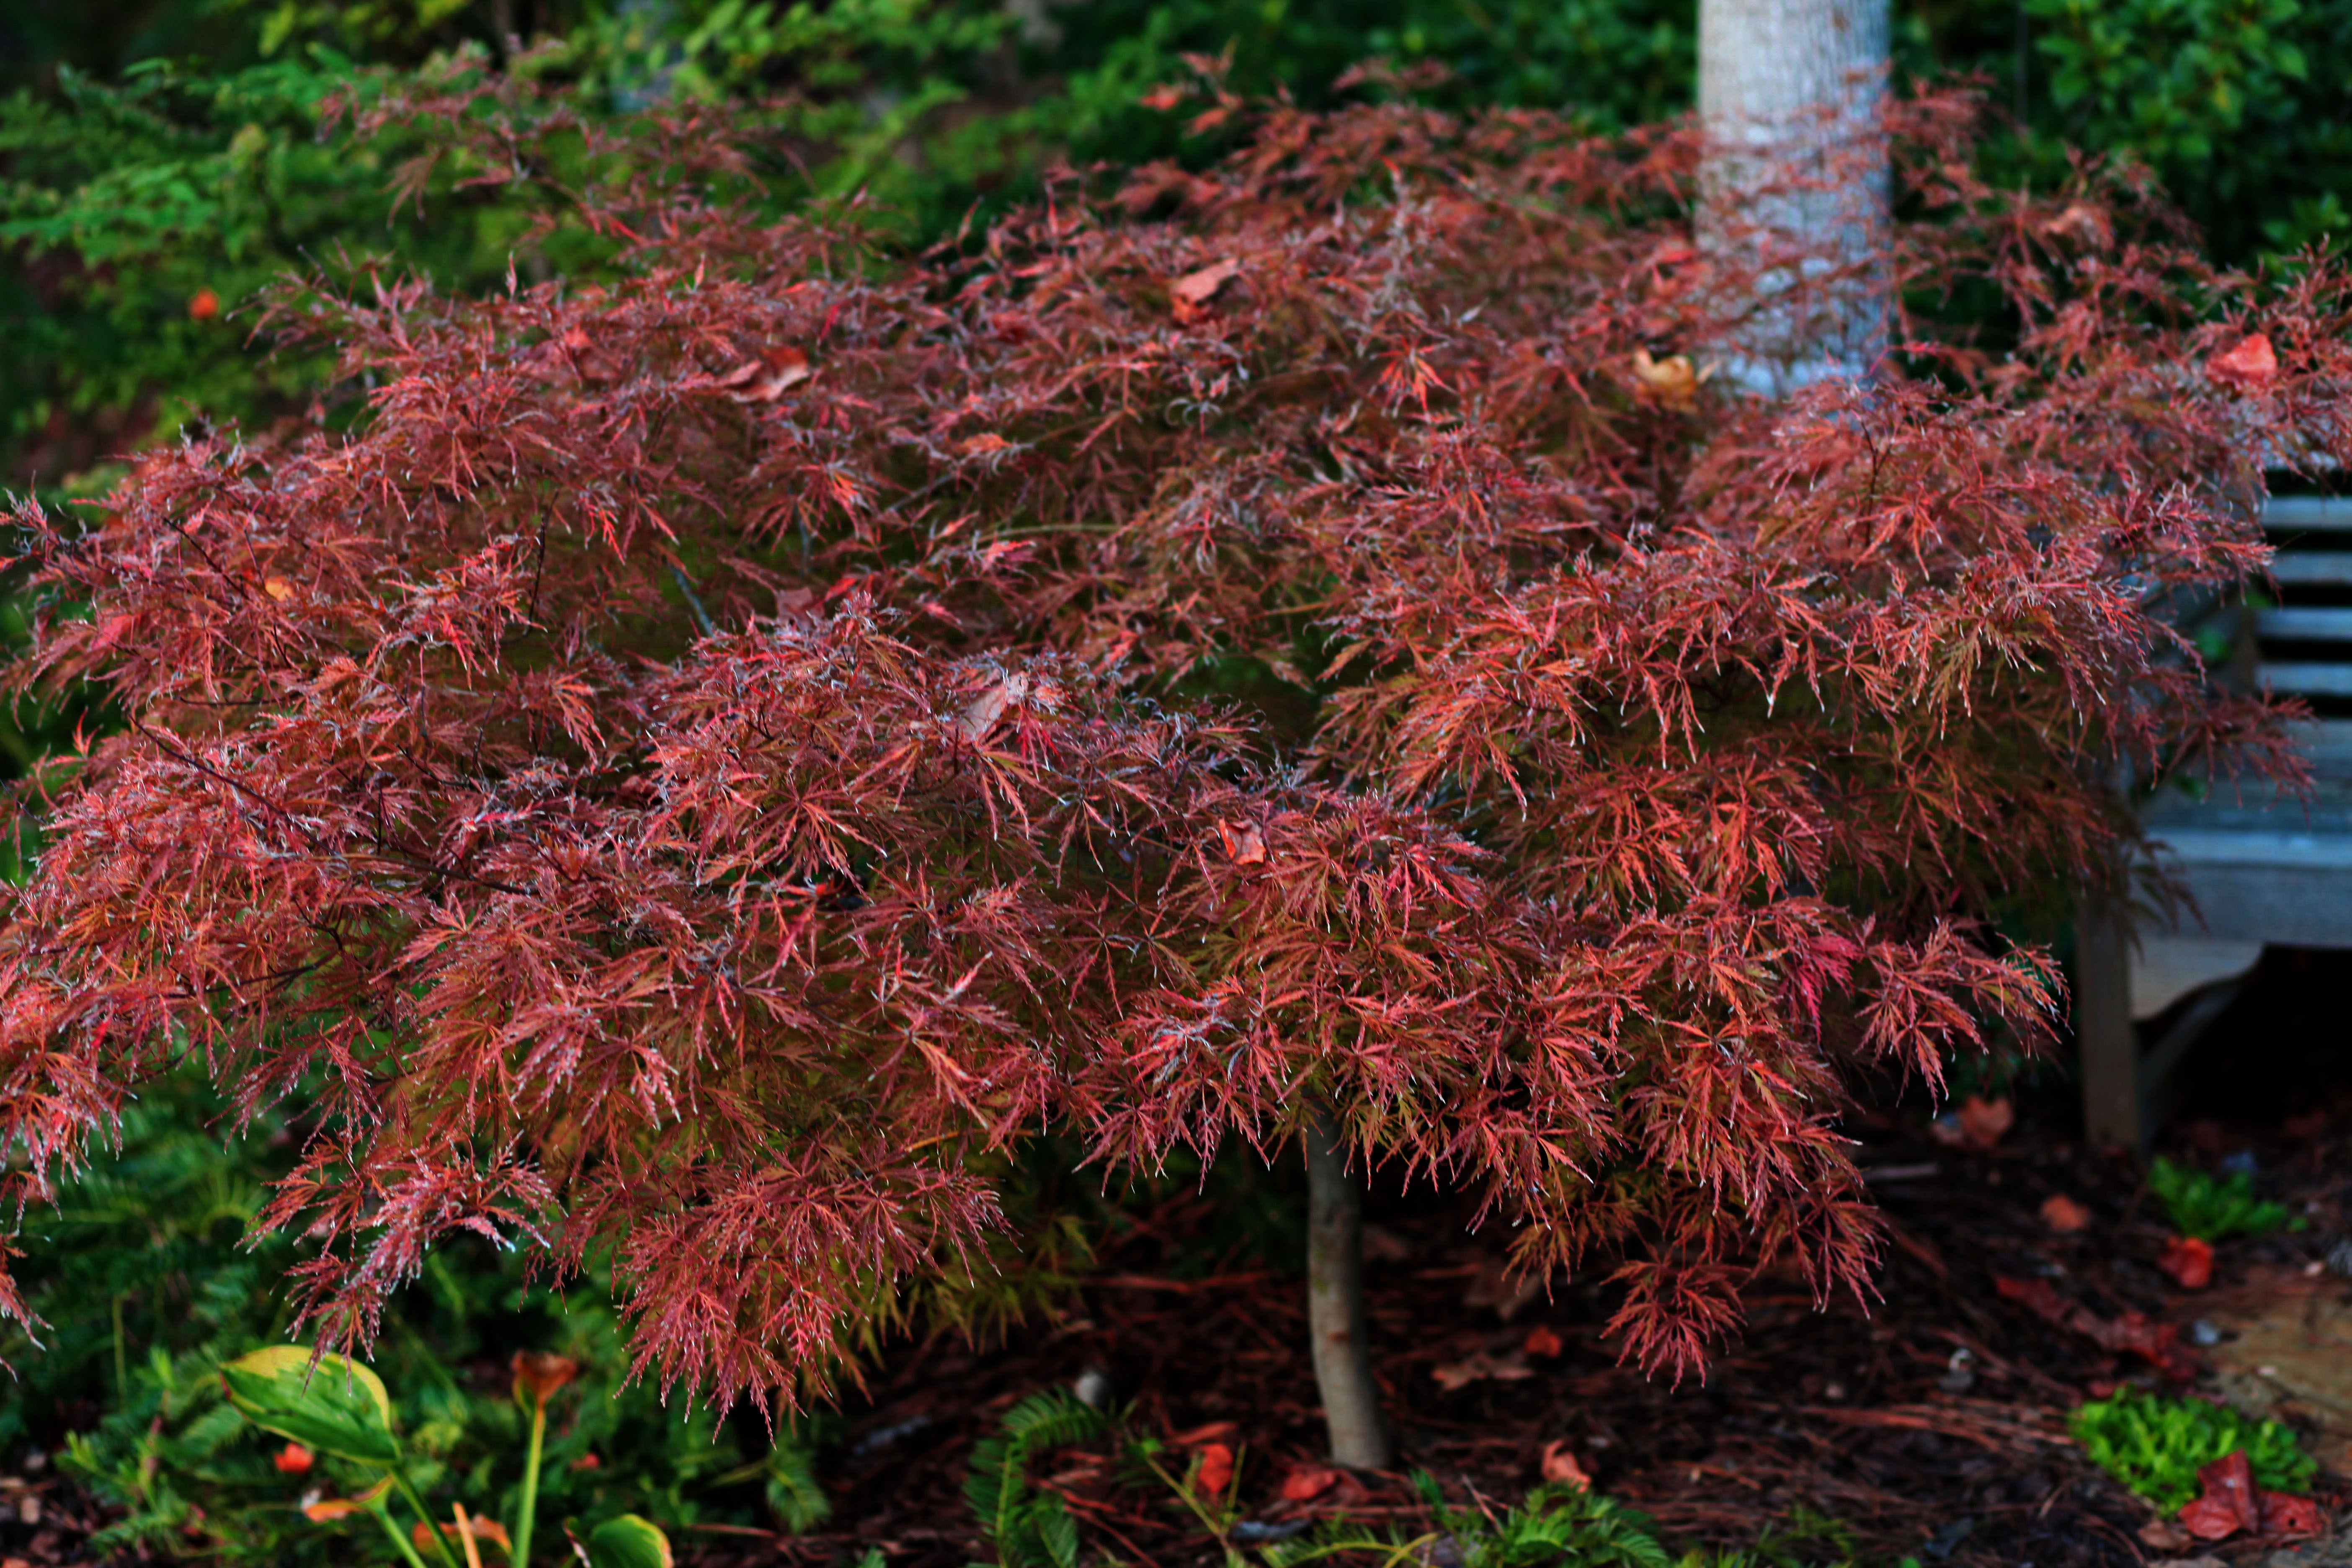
top-left (2, 74), bottom-right (2345, 1414)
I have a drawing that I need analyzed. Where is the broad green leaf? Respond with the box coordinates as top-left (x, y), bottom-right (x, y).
top-left (220, 1346), bottom-right (400, 1466)
top-left (586, 1514), bottom-right (674, 1568)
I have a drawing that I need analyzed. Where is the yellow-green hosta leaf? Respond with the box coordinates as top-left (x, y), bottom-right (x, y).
top-left (585, 1514), bottom-right (673, 1568)
top-left (220, 1346), bottom-right (400, 1467)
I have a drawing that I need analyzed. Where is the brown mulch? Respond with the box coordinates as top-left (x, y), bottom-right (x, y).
top-left (671, 1071), bottom-right (2352, 1568)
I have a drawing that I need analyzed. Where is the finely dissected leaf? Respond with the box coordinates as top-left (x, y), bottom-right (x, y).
top-left (584, 1514), bottom-right (673, 1568)
top-left (0, 74), bottom-right (2340, 1413)
top-left (220, 1347), bottom-right (400, 1466)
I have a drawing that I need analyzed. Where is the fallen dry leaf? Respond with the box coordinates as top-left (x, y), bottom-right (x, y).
top-left (2036, 201), bottom-right (2113, 250)
top-left (1217, 820), bottom-right (1267, 865)
top-left (719, 345), bottom-right (812, 403)
top-left (1630, 348), bottom-right (1708, 413)
top-left (2136, 1517), bottom-right (2193, 1552)
top-left (1931, 1094), bottom-right (2014, 1150)
top-left (2179, 1451), bottom-right (2258, 1540)
top-left (1993, 1277), bottom-right (2197, 1378)
top-left (263, 577), bottom-right (294, 601)
top-left (2040, 1194), bottom-right (2092, 1233)
top-left (2259, 1491), bottom-right (2325, 1535)
top-left (1540, 1440), bottom-right (1591, 1489)
top-left (958, 673), bottom-right (1028, 741)
top-left (1432, 1350), bottom-right (1534, 1391)
top-left (1171, 258), bottom-right (1242, 323)
top-left (1279, 1465), bottom-right (1341, 1503)
top-left (2207, 333), bottom-right (2277, 392)
top-left (1522, 1324), bottom-right (1564, 1358)
top-left (1192, 1442), bottom-right (1235, 1497)
top-left (1959, 1094), bottom-right (2014, 1146)
top-left (2159, 1235), bottom-right (2215, 1291)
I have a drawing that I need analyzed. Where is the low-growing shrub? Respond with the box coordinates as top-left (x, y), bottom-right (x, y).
top-left (2070, 1386), bottom-right (2317, 1513)
top-left (1, 67), bottom-right (2343, 1440)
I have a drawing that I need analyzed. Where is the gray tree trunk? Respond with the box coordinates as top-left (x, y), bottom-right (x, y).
top-left (1305, 1110), bottom-right (1390, 1469)
top-left (1698, 0), bottom-right (1892, 390)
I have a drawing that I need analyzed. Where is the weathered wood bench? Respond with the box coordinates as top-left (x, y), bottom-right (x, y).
top-left (2079, 495), bottom-right (2352, 1153)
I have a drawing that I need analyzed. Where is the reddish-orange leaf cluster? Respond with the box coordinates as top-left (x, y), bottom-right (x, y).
top-left (0, 72), bottom-right (2342, 1416)
top-left (2179, 1450), bottom-right (2323, 1541)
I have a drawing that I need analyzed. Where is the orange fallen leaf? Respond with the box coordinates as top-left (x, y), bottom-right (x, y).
top-left (1279, 1465), bottom-right (1341, 1503)
top-left (1193, 1442), bottom-right (1235, 1497)
top-left (2207, 333), bottom-right (2278, 392)
top-left (1540, 1440), bottom-right (1591, 1489)
top-left (1171, 258), bottom-right (1242, 323)
top-left (2158, 1234), bottom-right (2214, 1290)
top-left (263, 576), bottom-right (294, 601)
top-left (2039, 1194), bottom-right (2092, 1233)
top-left (1934, 1094), bottom-right (2014, 1150)
top-left (189, 289), bottom-right (221, 322)
top-left (1630, 348), bottom-right (1707, 413)
top-left (1217, 820), bottom-right (1266, 865)
top-left (1957, 1094), bottom-right (2013, 1146)
top-left (719, 346), bottom-right (812, 402)
top-left (1522, 1324), bottom-right (1564, 1358)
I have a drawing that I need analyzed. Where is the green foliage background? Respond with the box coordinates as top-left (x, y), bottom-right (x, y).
top-left (7, 0), bottom-right (2349, 490)
top-left (0, 1070), bottom-right (827, 1563)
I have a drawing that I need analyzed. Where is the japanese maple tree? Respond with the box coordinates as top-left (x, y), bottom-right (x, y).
top-left (2, 65), bottom-right (2342, 1465)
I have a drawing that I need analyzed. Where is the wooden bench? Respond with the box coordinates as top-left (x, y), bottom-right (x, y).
top-left (2078, 495), bottom-right (2352, 1153)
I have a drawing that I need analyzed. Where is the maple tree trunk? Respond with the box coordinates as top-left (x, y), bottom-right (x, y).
top-left (1698, 0), bottom-right (1890, 388)
top-left (1305, 1109), bottom-right (1390, 1470)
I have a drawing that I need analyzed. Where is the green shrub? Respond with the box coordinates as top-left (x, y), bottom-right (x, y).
top-left (2148, 1158), bottom-right (2303, 1241)
top-left (2070, 1387), bottom-right (2316, 1513)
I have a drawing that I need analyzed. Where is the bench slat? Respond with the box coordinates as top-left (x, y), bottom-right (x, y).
top-left (2260, 662), bottom-right (2352, 695)
top-left (2269, 553), bottom-right (2352, 585)
top-left (2256, 606), bottom-right (2352, 640)
top-left (2264, 496), bottom-right (2352, 530)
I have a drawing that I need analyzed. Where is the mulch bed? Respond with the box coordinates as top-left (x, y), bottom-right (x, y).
top-left (683, 1069), bottom-right (2352, 1568)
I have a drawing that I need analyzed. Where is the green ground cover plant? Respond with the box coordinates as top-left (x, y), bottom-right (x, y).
top-left (2147, 1157), bottom-right (2304, 1240)
top-left (5, 1070), bottom-right (823, 1565)
top-left (2069, 1386), bottom-right (2318, 1514)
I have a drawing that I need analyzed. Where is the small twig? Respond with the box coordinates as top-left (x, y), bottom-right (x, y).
top-left (669, 562), bottom-right (716, 637)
